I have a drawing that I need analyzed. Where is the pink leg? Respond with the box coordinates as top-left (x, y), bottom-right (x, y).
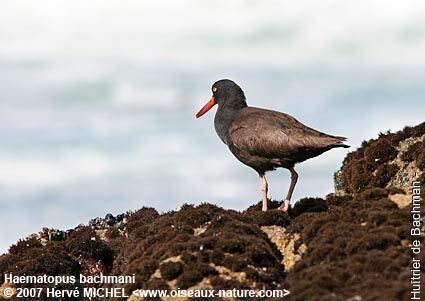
top-left (260, 174), bottom-right (268, 211)
top-left (278, 168), bottom-right (298, 212)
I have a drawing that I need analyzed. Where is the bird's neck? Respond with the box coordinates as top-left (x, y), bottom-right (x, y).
top-left (214, 101), bottom-right (247, 144)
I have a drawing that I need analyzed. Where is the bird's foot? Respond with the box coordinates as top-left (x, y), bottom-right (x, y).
top-left (277, 199), bottom-right (290, 212)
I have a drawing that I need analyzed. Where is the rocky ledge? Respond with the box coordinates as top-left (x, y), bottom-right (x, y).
top-left (0, 122), bottom-right (424, 301)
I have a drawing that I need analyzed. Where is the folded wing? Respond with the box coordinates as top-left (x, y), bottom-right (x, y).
top-left (226, 107), bottom-right (348, 159)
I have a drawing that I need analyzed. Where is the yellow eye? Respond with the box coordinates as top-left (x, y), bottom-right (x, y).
top-left (212, 87), bottom-right (217, 92)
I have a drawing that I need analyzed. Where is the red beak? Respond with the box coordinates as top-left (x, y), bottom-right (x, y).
top-left (196, 97), bottom-right (216, 118)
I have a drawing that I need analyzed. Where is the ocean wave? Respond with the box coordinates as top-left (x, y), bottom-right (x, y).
top-left (0, 1), bottom-right (424, 67)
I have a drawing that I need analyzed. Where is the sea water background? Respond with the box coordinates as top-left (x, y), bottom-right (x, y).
top-left (0, 0), bottom-right (424, 253)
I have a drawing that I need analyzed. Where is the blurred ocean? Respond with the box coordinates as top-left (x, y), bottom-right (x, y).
top-left (1, 0), bottom-right (424, 253)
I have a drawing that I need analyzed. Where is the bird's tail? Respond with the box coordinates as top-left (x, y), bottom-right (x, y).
top-left (331, 135), bottom-right (350, 148)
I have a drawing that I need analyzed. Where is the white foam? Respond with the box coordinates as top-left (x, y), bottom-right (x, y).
top-left (112, 83), bottom-right (180, 110)
top-left (0, 151), bottom-right (111, 188)
top-left (0, 1), bottom-right (424, 67)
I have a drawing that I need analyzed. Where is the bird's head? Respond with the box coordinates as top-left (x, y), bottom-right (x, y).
top-left (196, 79), bottom-right (247, 118)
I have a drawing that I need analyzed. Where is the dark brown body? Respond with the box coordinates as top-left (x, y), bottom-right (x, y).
top-left (216, 107), bottom-right (348, 175)
top-left (197, 79), bottom-right (349, 212)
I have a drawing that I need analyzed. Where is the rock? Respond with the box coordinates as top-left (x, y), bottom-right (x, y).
top-left (388, 193), bottom-right (411, 209)
top-left (104, 213), bottom-right (116, 226)
top-left (261, 225), bottom-right (307, 272)
top-left (334, 123), bottom-right (424, 195)
top-left (386, 135), bottom-right (424, 193)
top-left (1, 122), bottom-right (423, 301)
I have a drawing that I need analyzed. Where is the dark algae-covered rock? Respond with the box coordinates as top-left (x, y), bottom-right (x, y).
top-left (0, 123), bottom-right (423, 301)
top-left (336, 122), bottom-right (424, 195)
top-left (286, 189), bottom-right (412, 301)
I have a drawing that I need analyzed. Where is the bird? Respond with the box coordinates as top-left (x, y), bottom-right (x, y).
top-left (196, 79), bottom-right (349, 212)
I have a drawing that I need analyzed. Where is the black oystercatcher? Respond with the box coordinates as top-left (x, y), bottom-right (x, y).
top-left (196, 79), bottom-right (349, 212)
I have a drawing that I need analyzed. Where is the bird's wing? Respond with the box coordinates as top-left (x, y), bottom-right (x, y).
top-left (226, 107), bottom-right (344, 158)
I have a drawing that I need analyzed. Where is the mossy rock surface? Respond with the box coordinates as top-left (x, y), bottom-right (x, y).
top-left (1, 123), bottom-right (423, 301)
top-left (336, 122), bottom-right (424, 195)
